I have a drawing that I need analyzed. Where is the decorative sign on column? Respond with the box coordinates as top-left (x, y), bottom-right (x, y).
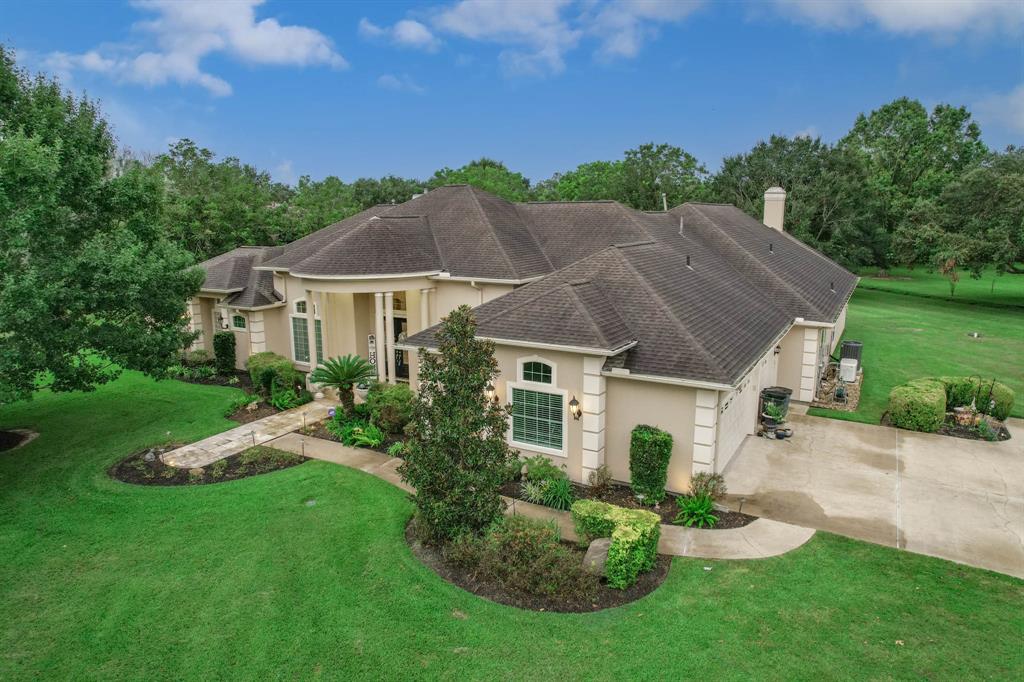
top-left (368, 333), bottom-right (377, 366)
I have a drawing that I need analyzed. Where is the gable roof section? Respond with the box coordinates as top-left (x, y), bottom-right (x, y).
top-left (198, 246), bottom-right (284, 308)
top-left (289, 216), bottom-right (441, 277)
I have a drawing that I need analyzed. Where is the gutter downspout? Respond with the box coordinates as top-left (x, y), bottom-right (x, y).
top-left (469, 280), bottom-right (483, 305)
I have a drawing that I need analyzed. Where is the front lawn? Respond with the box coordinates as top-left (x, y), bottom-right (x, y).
top-left (1, 374), bottom-right (1022, 679)
top-left (809, 287), bottom-right (1024, 423)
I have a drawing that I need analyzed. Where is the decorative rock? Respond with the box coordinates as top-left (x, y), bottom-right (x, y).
top-left (314, 392), bottom-right (325, 400)
top-left (582, 537), bottom-right (611, 576)
top-left (246, 401), bottom-right (259, 413)
top-left (143, 450), bottom-right (156, 462)
top-left (188, 468), bottom-right (205, 477)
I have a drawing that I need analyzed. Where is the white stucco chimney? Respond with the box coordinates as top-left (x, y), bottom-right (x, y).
top-left (763, 186), bottom-right (786, 231)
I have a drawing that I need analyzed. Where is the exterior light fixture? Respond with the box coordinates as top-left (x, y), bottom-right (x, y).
top-left (569, 396), bottom-right (582, 420)
top-left (774, 345), bottom-right (782, 356)
top-left (484, 383), bottom-right (497, 403)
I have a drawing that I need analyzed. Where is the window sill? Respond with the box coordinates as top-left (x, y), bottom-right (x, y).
top-left (509, 440), bottom-right (567, 458)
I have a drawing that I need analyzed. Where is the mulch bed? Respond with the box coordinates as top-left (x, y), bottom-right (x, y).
top-left (109, 444), bottom-right (307, 486)
top-left (882, 414), bottom-right (1011, 442)
top-left (227, 401), bottom-right (282, 425)
top-left (811, 365), bottom-right (863, 412)
top-left (177, 369), bottom-right (253, 390)
top-left (405, 522), bottom-right (671, 613)
top-left (0, 430), bottom-right (30, 452)
top-left (500, 479), bottom-right (757, 529)
top-left (300, 422), bottom-right (404, 456)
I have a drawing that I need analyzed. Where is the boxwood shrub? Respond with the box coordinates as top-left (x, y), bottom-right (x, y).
top-left (888, 379), bottom-right (946, 432)
top-left (247, 351), bottom-right (303, 396)
top-left (628, 424), bottom-right (673, 504)
top-left (212, 331), bottom-right (236, 375)
top-left (571, 499), bottom-right (660, 589)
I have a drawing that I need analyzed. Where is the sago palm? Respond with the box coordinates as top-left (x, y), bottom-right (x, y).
top-left (309, 354), bottom-right (377, 417)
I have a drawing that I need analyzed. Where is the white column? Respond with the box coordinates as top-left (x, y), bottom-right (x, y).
top-left (799, 326), bottom-right (819, 401)
top-left (249, 310), bottom-right (266, 354)
top-left (304, 289), bottom-right (318, 371)
top-left (188, 298), bottom-right (204, 351)
top-left (419, 287), bottom-right (432, 331)
top-left (384, 291), bottom-right (396, 384)
top-left (315, 292), bottom-right (328, 360)
top-left (374, 293), bottom-right (386, 382)
top-left (581, 357), bottom-right (607, 483)
top-left (692, 389), bottom-right (719, 476)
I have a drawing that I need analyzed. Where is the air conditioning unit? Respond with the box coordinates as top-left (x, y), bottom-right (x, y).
top-left (839, 358), bottom-right (858, 383)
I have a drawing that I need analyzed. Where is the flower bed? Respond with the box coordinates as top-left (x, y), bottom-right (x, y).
top-left (405, 515), bottom-right (670, 613)
top-left (109, 445), bottom-right (307, 485)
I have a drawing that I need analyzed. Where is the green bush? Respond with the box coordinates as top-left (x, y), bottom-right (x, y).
top-left (522, 455), bottom-right (567, 484)
top-left (441, 515), bottom-right (599, 601)
top-left (540, 477), bottom-right (575, 511)
top-left (888, 379), bottom-right (946, 432)
top-left (365, 382), bottom-right (415, 434)
top-left (223, 393), bottom-right (260, 417)
top-left (689, 472), bottom-right (727, 500)
top-left (674, 494), bottom-right (718, 528)
top-left (186, 349), bottom-right (211, 365)
top-left (268, 385), bottom-right (312, 411)
top-left (247, 352), bottom-right (302, 396)
top-left (571, 499), bottom-right (660, 589)
top-left (386, 441), bottom-right (407, 458)
top-left (213, 332), bottom-right (236, 374)
top-left (937, 376), bottom-right (1015, 421)
top-left (327, 417), bottom-right (384, 447)
top-left (629, 424), bottom-right (674, 505)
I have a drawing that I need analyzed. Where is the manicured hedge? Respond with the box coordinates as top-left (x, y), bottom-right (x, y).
top-left (213, 332), bottom-right (236, 375)
top-left (366, 382), bottom-right (415, 434)
top-left (887, 376), bottom-right (1016, 432)
top-left (888, 379), bottom-right (946, 432)
top-left (937, 376), bottom-right (1014, 421)
top-left (571, 499), bottom-right (660, 589)
top-left (629, 424), bottom-right (673, 504)
top-left (247, 351), bottom-right (302, 395)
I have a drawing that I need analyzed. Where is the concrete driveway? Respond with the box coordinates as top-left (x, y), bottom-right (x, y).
top-left (721, 411), bottom-right (1024, 578)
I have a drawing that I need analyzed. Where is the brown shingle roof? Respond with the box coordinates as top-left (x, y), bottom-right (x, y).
top-left (198, 246), bottom-right (284, 308)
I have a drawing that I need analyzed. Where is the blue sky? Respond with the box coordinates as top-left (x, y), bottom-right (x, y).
top-left (3, 1), bottom-right (1022, 184)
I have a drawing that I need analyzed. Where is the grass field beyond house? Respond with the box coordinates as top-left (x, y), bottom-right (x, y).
top-left (809, 284), bottom-right (1024, 424)
top-left (857, 266), bottom-right (1024, 308)
top-left (1, 373), bottom-right (1022, 680)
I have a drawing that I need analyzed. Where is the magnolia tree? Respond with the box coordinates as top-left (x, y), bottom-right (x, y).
top-left (398, 305), bottom-right (515, 542)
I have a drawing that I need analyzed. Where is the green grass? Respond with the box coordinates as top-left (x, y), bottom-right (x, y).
top-left (1, 373), bottom-right (1022, 679)
top-left (857, 266), bottom-right (1024, 308)
top-left (809, 287), bottom-right (1024, 424)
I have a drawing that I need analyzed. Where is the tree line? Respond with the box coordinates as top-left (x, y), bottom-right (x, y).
top-left (129, 104), bottom-right (1021, 277)
top-left (1, 46), bottom-right (1020, 401)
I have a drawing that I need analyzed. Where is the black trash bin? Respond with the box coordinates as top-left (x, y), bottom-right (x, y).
top-left (761, 386), bottom-right (793, 416)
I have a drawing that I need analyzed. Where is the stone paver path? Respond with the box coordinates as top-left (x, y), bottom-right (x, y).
top-left (265, 433), bottom-right (815, 560)
top-left (161, 400), bottom-right (336, 469)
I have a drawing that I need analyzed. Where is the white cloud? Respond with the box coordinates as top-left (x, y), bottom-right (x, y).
top-left (794, 125), bottom-right (819, 139)
top-left (359, 17), bottom-right (441, 51)
top-left (776, 0), bottom-right (1024, 35)
top-left (430, 0), bottom-right (581, 76)
top-left (377, 73), bottom-right (426, 94)
top-left (586, 0), bottom-right (704, 60)
top-left (975, 83), bottom-right (1024, 135)
top-left (274, 159), bottom-right (297, 185)
top-left (45, 0), bottom-right (347, 96)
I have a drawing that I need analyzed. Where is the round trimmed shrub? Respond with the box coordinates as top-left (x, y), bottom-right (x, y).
top-left (365, 382), bottom-right (415, 434)
top-left (247, 351), bottom-right (302, 396)
top-left (888, 379), bottom-right (946, 432)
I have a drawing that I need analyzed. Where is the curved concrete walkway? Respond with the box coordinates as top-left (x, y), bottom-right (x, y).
top-left (265, 432), bottom-right (815, 560)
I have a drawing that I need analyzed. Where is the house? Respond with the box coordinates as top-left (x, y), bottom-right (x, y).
top-left (190, 184), bottom-right (856, 492)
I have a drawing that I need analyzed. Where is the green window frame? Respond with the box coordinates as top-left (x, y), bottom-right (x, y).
top-left (291, 317), bottom-right (323, 364)
top-left (522, 361), bottom-right (552, 384)
top-left (511, 387), bottom-right (563, 451)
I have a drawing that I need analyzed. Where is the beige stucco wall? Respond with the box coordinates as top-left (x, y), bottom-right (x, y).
top-left (433, 280), bottom-right (512, 314)
top-left (604, 378), bottom-right (697, 494)
top-left (775, 324), bottom-right (805, 397)
top-left (490, 346), bottom-right (585, 482)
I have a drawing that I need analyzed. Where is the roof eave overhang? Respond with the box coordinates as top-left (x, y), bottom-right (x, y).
top-left (200, 287), bottom-right (244, 294)
top-left (429, 274), bottom-right (544, 285)
top-left (229, 301), bottom-right (287, 312)
top-left (396, 338), bottom-right (638, 357)
top-left (600, 369), bottom-right (734, 392)
top-left (289, 270), bottom-right (444, 281)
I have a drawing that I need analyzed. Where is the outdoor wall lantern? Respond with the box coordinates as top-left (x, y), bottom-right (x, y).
top-left (774, 345), bottom-right (782, 355)
top-left (569, 396), bottom-right (582, 420)
top-left (484, 383), bottom-right (497, 404)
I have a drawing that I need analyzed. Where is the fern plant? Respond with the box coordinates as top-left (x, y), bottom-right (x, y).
top-left (674, 494), bottom-right (718, 528)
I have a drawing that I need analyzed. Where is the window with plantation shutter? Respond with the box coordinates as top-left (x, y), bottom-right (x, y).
top-left (511, 387), bottom-right (563, 450)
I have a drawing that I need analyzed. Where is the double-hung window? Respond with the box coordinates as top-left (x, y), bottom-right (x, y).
top-left (291, 300), bottom-right (323, 364)
top-left (510, 360), bottom-right (563, 453)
